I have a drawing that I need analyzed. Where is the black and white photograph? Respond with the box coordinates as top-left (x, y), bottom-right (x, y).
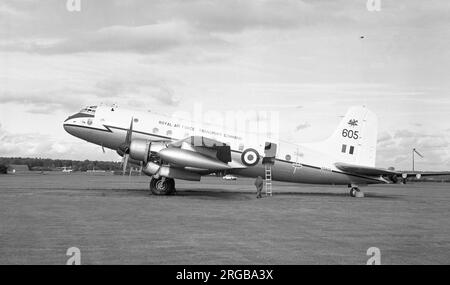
top-left (0, 0), bottom-right (449, 270)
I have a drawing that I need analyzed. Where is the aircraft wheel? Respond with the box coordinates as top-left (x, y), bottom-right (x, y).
top-left (350, 187), bottom-right (358, 197)
top-left (150, 177), bottom-right (176, 195)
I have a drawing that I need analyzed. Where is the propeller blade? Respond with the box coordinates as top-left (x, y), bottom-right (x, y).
top-left (125, 117), bottom-right (134, 145)
top-left (117, 117), bottom-right (134, 158)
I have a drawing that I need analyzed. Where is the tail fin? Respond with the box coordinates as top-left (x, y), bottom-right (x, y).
top-left (317, 106), bottom-right (378, 167)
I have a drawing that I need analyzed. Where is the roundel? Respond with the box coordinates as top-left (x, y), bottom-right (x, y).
top-left (241, 148), bottom-right (260, 166)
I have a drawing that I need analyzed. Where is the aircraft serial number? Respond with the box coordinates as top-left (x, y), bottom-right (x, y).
top-left (342, 129), bottom-right (359, 139)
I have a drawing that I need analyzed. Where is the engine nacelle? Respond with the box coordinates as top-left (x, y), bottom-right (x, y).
top-left (129, 139), bottom-right (167, 163)
top-left (142, 162), bottom-right (201, 181)
top-left (158, 147), bottom-right (230, 170)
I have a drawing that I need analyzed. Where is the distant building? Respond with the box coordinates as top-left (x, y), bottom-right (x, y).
top-left (61, 167), bottom-right (73, 173)
top-left (7, 164), bottom-right (30, 174)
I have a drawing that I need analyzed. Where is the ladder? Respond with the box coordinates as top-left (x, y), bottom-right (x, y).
top-left (264, 164), bottom-right (273, 196)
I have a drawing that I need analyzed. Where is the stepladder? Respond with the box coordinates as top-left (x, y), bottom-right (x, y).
top-left (264, 164), bottom-right (272, 196)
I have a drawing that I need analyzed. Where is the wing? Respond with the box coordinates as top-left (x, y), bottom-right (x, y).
top-left (334, 162), bottom-right (397, 176)
top-left (335, 162), bottom-right (450, 182)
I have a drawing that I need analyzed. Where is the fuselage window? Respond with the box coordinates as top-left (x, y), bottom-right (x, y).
top-left (349, 146), bottom-right (354, 155)
top-left (153, 128), bottom-right (159, 134)
top-left (134, 118), bottom-right (139, 123)
top-left (239, 144), bottom-right (244, 151)
top-left (166, 130), bottom-right (172, 136)
top-left (341, 144), bottom-right (347, 153)
top-left (285, 154), bottom-right (291, 161)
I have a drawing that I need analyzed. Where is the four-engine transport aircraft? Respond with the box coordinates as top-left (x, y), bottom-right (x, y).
top-left (63, 104), bottom-right (433, 197)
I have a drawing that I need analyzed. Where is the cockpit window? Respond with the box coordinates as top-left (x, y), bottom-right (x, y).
top-left (64, 106), bottom-right (97, 122)
top-left (79, 106), bottom-right (97, 115)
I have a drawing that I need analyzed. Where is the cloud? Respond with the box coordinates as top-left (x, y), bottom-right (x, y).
top-left (0, 75), bottom-right (182, 115)
top-left (377, 129), bottom-right (450, 170)
top-left (0, 2), bottom-right (25, 17)
top-left (0, 89), bottom-right (87, 114)
top-left (0, 123), bottom-right (64, 157)
top-left (95, 78), bottom-right (181, 106)
top-left (393, 130), bottom-right (418, 139)
top-left (0, 0), bottom-right (359, 55)
top-left (2, 21), bottom-right (227, 55)
top-left (171, 0), bottom-right (315, 33)
top-left (1, 0), bottom-right (449, 168)
top-left (43, 22), bottom-right (195, 54)
top-left (0, 121), bottom-right (118, 160)
top-left (295, 122), bottom-right (311, 131)
top-left (377, 132), bottom-right (392, 143)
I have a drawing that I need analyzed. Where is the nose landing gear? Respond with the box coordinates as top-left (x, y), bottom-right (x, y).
top-left (150, 177), bottom-right (176, 195)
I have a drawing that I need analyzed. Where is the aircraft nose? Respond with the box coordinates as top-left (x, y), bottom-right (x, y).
top-left (63, 122), bottom-right (82, 139)
top-left (64, 113), bottom-right (76, 122)
top-left (63, 121), bottom-right (72, 135)
top-left (63, 114), bottom-right (76, 135)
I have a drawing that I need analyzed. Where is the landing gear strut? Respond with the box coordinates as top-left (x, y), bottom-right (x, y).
top-left (150, 177), bottom-right (176, 195)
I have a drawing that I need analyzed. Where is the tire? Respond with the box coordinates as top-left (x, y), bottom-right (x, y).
top-left (150, 177), bottom-right (175, 195)
top-left (350, 188), bottom-right (357, 197)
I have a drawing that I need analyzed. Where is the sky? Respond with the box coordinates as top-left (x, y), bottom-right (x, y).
top-left (0, 0), bottom-right (449, 170)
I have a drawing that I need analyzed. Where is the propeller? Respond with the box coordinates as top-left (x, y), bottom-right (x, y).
top-left (117, 117), bottom-right (134, 176)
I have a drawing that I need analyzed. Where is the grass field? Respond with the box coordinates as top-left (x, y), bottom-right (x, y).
top-left (0, 172), bottom-right (449, 264)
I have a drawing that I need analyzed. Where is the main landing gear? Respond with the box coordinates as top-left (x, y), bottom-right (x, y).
top-left (150, 177), bottom-right (176, 195)
top-left (349, 185), bottom-right (364, 198)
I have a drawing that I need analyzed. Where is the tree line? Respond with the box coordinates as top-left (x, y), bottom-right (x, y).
top-left (0, 157), bottom-right (122, 173)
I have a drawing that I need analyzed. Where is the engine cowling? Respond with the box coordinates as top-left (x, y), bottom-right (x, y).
top-left (158, 147), bottom-right (230, 170)
top-left (129, 139), bottom-right (167, 163)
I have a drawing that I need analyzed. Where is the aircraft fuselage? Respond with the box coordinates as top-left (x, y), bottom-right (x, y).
top-left (63, 105), bottom-right (385, 186)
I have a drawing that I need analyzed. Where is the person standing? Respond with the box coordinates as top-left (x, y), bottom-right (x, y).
top-left (254, 176), bottom-right (264, 199)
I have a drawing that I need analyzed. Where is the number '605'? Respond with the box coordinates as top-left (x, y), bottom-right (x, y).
top-left (342, 129), bottom-right (359, 139)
